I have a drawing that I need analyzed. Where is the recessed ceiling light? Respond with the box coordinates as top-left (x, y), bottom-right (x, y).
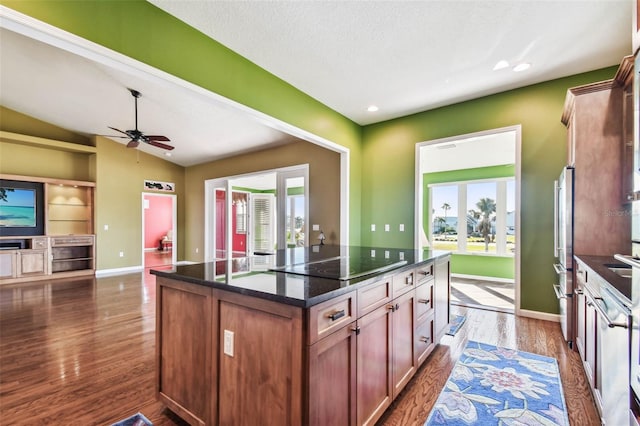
top-left (513, 62), bottom-right (531, 72)
top-left (165, 152), bottom-right (172, 157)
top-left (367, 105), bottom-right (379, 112)
top-left (493, 60), bottom-right (509, 71)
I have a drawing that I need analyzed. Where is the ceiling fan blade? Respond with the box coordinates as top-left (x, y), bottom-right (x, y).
top-left (108, 126), bottom-right (130, 137)
top-left (146, 135), bottom-right (170, 142)
top-left (148, 140), bottom-right (175, 151)
top-left (127, 140), bottom-right (140, 148)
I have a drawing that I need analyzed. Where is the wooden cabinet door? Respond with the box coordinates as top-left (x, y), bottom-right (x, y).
top-left (584, 292), bottom-right (597, 390)
top-left (156, 278), bottom-right (215, 426)
top-left (415, 313), bottom-right (434, 367)
top-left (391, 289), bottom-right (416, 398)
top-left (434, 257), bottom-right (451, 343)
top-left (218, 297), bottom-right (302, 426)
top-left (357, 303), bottom-right (392, 426)
top-left (16, 249), bottom-right (47, 276)
top-left (0, 251), bottom-right (16, 278)
top-left (308, 321), bottom-right (357, 426)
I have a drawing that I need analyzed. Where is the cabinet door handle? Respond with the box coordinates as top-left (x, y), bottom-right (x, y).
top-left (351, 326), bottom-right (360, 335)
top-left (419, 271), bottom-right (430, 276)
top-left (420, 336), bottom-right (430, 343)
top-left (327, 310), bottom-right (345, 321)
top-left (387, 303), bottom-right (400, 312)
top-left (418, 299), bottom-right (431, 304)
top-left (405, 275), bottom-right (413, 285)
top-left (575, 289), bottom-right (583, 295)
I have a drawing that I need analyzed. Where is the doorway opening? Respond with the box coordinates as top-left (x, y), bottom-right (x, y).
top-left (205, 165), bottom-right (308, 261)
top-left (415, 126), bottom-right (521, 313)
top-left (142, 192), bottom-right (177, 268)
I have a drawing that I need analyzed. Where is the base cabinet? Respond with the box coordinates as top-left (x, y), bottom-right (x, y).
top-left (156, 255), bottom-right (450, 426)
top-left (308, 321), bottom-right (357, 426)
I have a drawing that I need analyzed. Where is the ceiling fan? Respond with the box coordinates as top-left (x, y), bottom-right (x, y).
top-left (107, 88), bottom-right (174, 151)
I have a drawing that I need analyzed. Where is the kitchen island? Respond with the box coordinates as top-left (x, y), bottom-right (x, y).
top-left (151, 245), bottom-right (451, 426)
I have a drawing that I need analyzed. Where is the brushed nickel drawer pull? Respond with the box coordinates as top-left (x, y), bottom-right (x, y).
top-left (327, 310), bottom-right (345, 321)
top-left (351, 326), bottom-right (361, 335)
top-left (419, 336), bottom-right (429, 343)
top-left (418, 299), bottom-right (430, 304)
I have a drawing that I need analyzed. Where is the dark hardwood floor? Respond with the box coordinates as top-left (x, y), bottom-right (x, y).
top-left (0, 272), bottom-right (599, 425)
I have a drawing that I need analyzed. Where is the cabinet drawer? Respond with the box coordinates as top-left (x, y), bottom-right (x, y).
top-left (31, 238), bottom-right (48, 249)
top-left (415, 262), bottom-right (434, 285)
top-left (415, 314), bottom-right (435, 367)
top-left (308, 292), bottom-right (356, 345)
top-left (392, 269), bottom-right (416, 298)
top-left (416, 282), bottom-right (433, 322)
top-left (51, 235), bottom-right (94, 247)
top-left (357, 278), bottom-right (392, 317)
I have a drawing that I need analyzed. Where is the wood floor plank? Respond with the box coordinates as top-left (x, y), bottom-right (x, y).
top-left (0, 273), bottom-right (600, 425)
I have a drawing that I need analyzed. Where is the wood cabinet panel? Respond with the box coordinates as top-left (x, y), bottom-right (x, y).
top-left (218, 297), bottom-right (302, 426)
top-left (357, 277), bottom-right (392, 317)
top-left (357, 303), bottom-right (392, 426)
top-left (415, 313), bottom-right (435, 367)
top-left (17, 249), bottom-right (47, 276)
top-left (0, 251), bottom-right (16, 278)
top-left (392, 268), bottom-right (415, 298)
top-left (308, 321), bottom-right (357, 426)
top-left (416, 282), bottom-right (433, 322)
top-left (415, 262), bottom-right (434, 286)
top-left (156, 278), bottom-right (214, 426)
top-left (391, 289), bottom-right (416, 398)
top-left (563, 83), bottom-right (630, 257)
top-left (434, 257), bottom-right (451, 343)
top-left (308, 291), bottom-right (356, 345)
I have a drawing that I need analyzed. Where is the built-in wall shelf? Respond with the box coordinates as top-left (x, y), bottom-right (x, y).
top-left (0, 130), bottom-right (96, 154)
top-left (0, 174), bottom-right (95, 285)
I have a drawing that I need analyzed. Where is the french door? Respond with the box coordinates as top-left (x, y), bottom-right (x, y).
top-left (205, 165), bottom-right (308, 261)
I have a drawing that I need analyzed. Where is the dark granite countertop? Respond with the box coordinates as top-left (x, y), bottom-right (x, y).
top-left (574, 254), bottom-right (631, 307)
top-left (151, 245), bottom-right (451, 308)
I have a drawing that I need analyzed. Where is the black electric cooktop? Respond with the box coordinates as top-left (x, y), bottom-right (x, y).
top-left (270, 254), bottom-right (408, 281)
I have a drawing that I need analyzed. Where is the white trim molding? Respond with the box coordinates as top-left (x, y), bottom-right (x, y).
top-left (517, 309), bottom-right (560, 323)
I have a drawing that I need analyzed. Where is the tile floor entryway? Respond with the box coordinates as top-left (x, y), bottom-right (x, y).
top-left (450, 276), bottom-right (514, 311)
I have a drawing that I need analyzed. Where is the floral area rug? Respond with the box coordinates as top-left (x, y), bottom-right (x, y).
top-left (425, 341), bottom-right (569, 425)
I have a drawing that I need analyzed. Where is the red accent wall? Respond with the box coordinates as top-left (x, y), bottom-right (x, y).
top-left (215, 190), bottom-right (247, 255)
top-left (144, 195), bottom-right (173, 249)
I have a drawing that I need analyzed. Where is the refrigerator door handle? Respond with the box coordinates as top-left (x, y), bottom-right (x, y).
top-left (553, 179), bottom-right (559, 258)
top-left (553, 263), bottom-right (567, 275)
top-left (553, 284), bottom-right (567, 300)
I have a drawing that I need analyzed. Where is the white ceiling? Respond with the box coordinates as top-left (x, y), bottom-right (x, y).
top-left (150, 0), bottom-right (632, 125)
top-left (0, 1), bottom-right (633, 168)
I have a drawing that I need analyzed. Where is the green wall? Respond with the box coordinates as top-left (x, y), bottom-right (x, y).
top-left (361, 67), bottom-right (618, 313)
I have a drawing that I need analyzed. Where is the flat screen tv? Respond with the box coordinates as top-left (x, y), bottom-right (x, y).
top-left (0, 179), bottom-right (45, 236)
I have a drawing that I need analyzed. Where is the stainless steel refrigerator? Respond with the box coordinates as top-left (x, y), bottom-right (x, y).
top-left (553, 166), bottom-right (574, 347)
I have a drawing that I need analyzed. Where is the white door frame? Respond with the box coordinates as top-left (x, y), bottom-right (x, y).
top-left (414, 125), bottom-right (522, 313)
top-left (141, 192), bottom-right (177, 266)
top-left (204, 164), bottom-right (309, 261)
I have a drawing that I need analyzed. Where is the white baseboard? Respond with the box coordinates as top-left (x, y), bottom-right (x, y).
top-left (517, 309), bottom-right (560, 323)
top-left (96, 266), bottom-right (144, 277)
top-left (452, 273), bottom-right (514, 284)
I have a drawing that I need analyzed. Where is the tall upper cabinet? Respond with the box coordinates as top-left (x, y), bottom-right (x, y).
top-left (615, 56), bottom-right (635, 204)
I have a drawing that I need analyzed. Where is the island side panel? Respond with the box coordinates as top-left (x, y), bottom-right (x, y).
top-left (156, 277), bottom-right (216, 426)
top-left (217, 291), bottom-right (303, 426)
